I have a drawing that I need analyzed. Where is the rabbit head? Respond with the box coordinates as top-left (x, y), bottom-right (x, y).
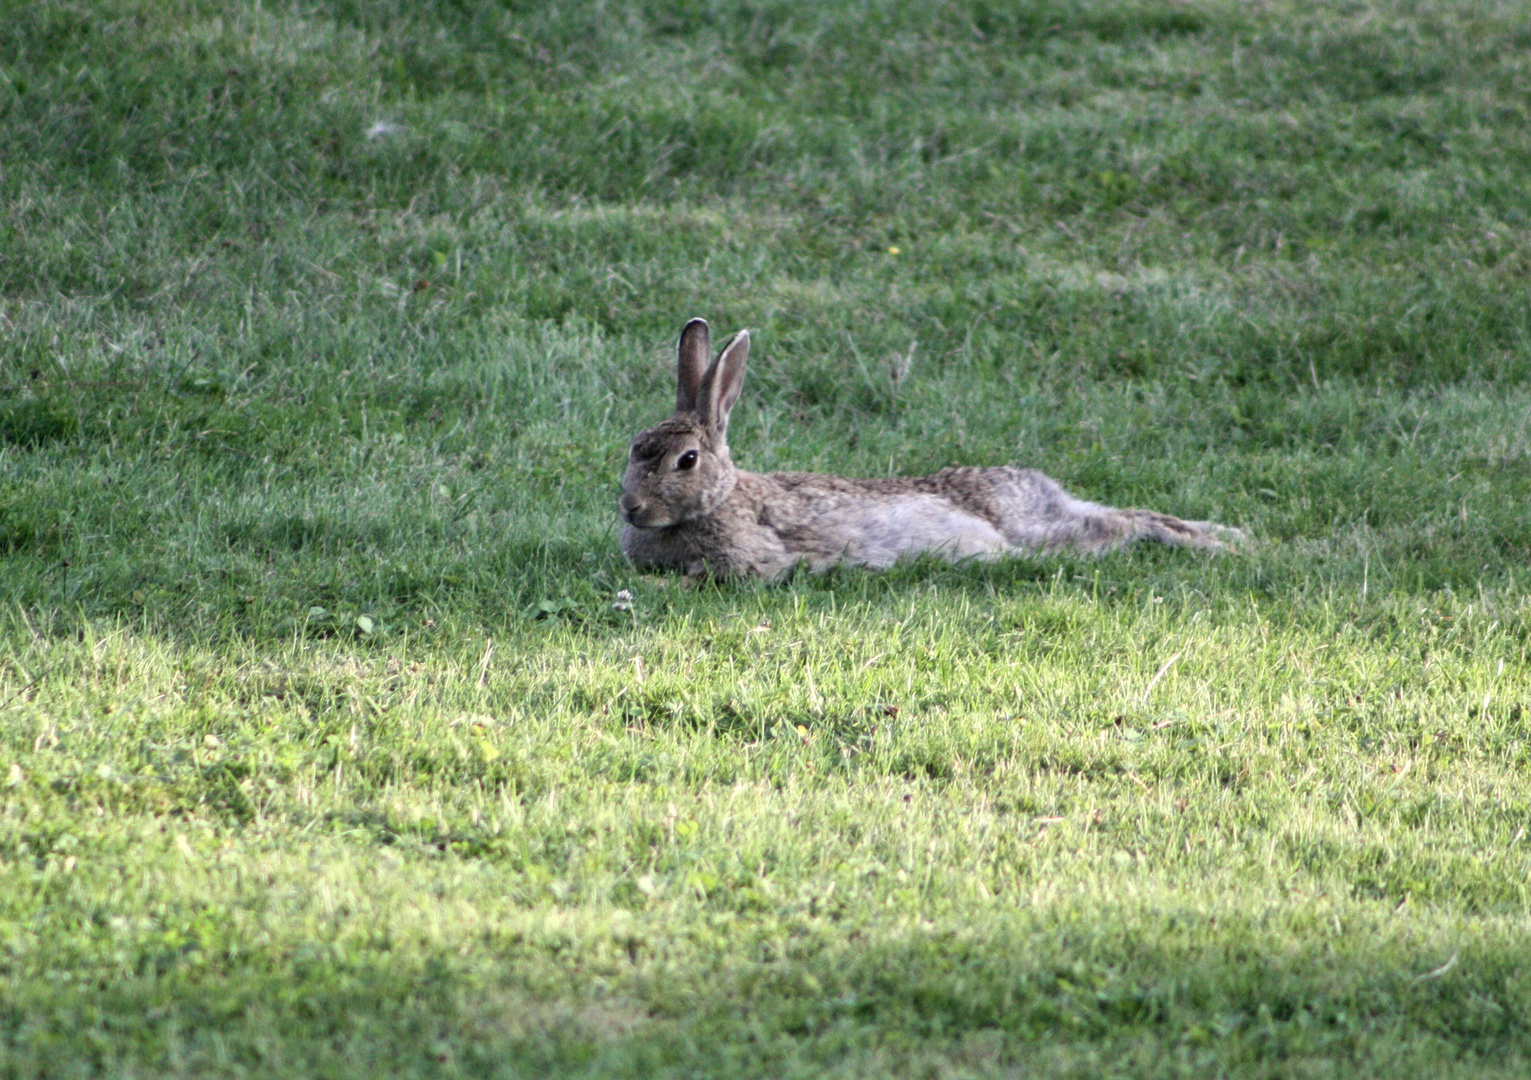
top-left (619, 318), bottom-right (749, 529)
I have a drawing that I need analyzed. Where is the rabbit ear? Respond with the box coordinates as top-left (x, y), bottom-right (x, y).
top-left (699, 329), bottom-right (749, 436)
top-left (675, 318), bottom-right (710, 414)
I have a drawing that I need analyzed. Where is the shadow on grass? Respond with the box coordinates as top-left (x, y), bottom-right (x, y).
top-left (5, 910), bottom-right (1527, 1079)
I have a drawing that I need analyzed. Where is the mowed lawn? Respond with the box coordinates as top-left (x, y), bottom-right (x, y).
top-left (3, 0), bottom-right (1531, 1075)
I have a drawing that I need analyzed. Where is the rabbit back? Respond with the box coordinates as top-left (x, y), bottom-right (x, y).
top-left (755, 471), bottom-right (1007, 570)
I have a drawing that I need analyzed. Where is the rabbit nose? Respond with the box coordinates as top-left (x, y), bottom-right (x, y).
top-left (619, 493), bottom-right (643, 516)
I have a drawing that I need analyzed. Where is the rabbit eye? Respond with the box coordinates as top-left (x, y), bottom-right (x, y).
top-left (676, 450), bottom-right (699, 471)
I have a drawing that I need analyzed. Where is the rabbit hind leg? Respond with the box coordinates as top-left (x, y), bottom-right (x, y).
top-left (982, 468), bottom-right (1226, 553)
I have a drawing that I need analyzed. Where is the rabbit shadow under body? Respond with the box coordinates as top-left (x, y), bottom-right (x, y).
top-left (619, 319), bottom-right (1238, 580)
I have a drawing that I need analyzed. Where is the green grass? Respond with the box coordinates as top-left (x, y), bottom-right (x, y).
top-left (4, 0), bottom-right (1531, 1075)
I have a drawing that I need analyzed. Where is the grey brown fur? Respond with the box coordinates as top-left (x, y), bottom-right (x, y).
top-left (620, 318), bottom-right (1239, 579)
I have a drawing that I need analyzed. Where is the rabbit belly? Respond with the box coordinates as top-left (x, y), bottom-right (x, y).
top-left (841, 496), bottom-right (1006, 568)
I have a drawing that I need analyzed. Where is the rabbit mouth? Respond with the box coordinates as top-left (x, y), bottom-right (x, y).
top-left (620, 506), bottom-right (672, 529)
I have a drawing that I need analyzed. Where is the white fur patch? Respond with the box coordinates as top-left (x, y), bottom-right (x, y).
top-left (839, 496), bottom-right (1006, 568)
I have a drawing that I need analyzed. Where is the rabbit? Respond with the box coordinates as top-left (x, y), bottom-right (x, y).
top-left (619, 318), bottom-right (1240, 579)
